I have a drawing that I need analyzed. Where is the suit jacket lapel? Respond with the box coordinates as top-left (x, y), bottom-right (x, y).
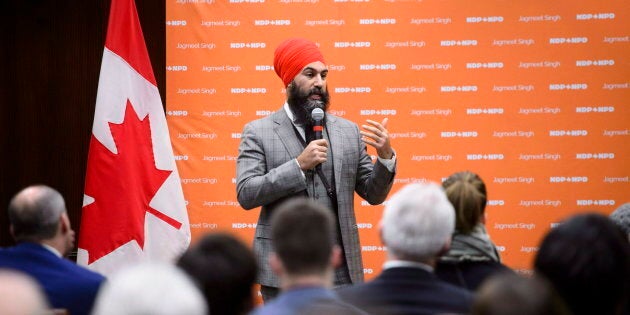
top-left (273, 109), bottom-right (304, 159)
top-left (326, 115), bottom-right (344, 196)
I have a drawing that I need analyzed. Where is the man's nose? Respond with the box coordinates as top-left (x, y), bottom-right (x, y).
top-left (313, 74), bottom-right (323, 87)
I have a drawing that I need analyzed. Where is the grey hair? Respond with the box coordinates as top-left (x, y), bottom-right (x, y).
top-left (381, 183), bottom-right (455, 261)
top-left (609, 202), bottom-right (630, 238)
top-left (8, 185), bottom-right (66, 241)
top-left (91, 263), bottom-right (207, 315)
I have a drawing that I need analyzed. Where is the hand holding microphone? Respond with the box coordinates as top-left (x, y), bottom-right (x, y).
top-left (296, 107), bottom-right (327, 170)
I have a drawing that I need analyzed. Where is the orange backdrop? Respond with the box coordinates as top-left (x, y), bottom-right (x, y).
top-left (166, 0), bottom-right (629, 279)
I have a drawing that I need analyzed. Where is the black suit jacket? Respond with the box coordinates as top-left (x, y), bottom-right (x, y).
top-left (338, 266), bottom-right (474, 315)
top-left (435, 260), bottom-right (514, 291)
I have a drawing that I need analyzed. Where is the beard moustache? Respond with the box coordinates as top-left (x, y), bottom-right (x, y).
top-left (287, 84), bottom-right (330, 126)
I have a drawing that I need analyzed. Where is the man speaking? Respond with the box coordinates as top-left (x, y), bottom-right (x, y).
top-left (236, 38), bottom-right (396, 301)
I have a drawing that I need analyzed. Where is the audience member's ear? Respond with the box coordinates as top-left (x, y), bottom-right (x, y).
top-left (269, 253), bottom-right (284, 277)
top-left (378, 220), bottom-right (385, 244)
top-left (481, 213), bottom-right (487, 224)
top-left (59, 215), bottom-right (69, 234)
top-left (437, 238), bottom-right (452, 257)
top-left (330, 245), bottom-right (342, 268)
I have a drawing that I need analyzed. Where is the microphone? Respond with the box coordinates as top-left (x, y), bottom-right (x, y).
top-left (310, 105), bottom-right (334, 198)
top-left (311, 107), bottom-right (325, 140)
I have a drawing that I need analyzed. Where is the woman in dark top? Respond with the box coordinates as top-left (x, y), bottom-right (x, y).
top-left (435, 171), bottom-right (513, 291)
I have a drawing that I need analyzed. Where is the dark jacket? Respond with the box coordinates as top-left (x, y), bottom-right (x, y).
top-left (339, 266), bottom-right (473, 315)
top-left (435, 260), bottom-right (514, 291)
top-left (0, 242), bottom-right (105, 315)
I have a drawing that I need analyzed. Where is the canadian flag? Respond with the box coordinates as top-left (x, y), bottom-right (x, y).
top-left (78, 0), bottom-right (190, 276)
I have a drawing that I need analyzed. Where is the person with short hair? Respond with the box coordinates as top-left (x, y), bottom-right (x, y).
top-left (0, 185), bottom-right (105, 315)
top-left (0, 269), bottom-right (49, 315)
top-left (339, 183), bottom-right (474, 315)
top-left (472, 273), bottom-right (571, 315)
top-left (610, 202), bottom-right (630, 241)
top-left (91, 262), bottom-right (207, 315)
top-left (236, 37), bottom-right (396, 301)
top-left (435, 171), bottom-right (513, 291)
top-left (534, 213), bottom-right (630, 315)
top-left (178, 232), bottom-right (257, 315)
top-left (251, 197), bottom-right (367, 315)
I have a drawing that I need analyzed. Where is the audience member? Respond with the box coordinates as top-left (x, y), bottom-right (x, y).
top-left (435, 171), bottom-right (513, 291)
top-left (0, 185), bottom-right (105, 315)
top-left (178, 232), bottom-right (257, 315)
top-left (610, 202), bottom-right (630, 241)
top-left (339, 182), bottom-right (473, 315)
top-left (472, 273), bottom-right (570, 315)
top-left (0, 269), bottom-right (49, 315)
top-left (251, 197), bottom-right (366, 315)
top-left (534, 213), bottom-right (630, 315)
top-left (91, 262), bottom-right (207, 315)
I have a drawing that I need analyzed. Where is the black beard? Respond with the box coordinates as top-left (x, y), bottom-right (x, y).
top-left (287, 84), bottom-right (330, 126)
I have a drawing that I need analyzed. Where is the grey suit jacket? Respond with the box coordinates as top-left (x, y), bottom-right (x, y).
top-left (237, 108), bottom-right (395, 287)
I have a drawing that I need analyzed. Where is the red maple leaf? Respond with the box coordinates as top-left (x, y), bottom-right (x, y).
top-left (80, 100), bottom-right (181, 264)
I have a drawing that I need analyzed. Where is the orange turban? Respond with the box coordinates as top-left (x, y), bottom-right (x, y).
top-left (274, 38), bottom-right (325, 87)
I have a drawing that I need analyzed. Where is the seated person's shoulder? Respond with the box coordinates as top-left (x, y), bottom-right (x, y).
top-left (303, 297), bottom-right (369, 315)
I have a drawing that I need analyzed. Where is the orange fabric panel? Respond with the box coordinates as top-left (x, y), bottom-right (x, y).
top-left (166, 1), bottom-right (630, 281)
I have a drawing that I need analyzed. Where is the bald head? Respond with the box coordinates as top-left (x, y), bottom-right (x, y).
top-left (0, 270), bottom-right (49, 315)
top-left (8, 185), bottom-right (67, 242)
